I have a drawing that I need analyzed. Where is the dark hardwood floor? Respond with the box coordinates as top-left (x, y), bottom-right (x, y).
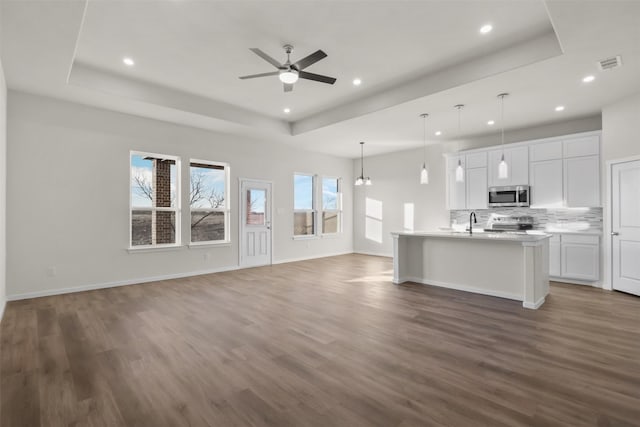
top-left (1, 254), bottom-right (639, 426)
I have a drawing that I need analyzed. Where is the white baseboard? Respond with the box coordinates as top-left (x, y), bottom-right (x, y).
top-left (7, 264), bottom-right (241, 301)
top-left (272, 251), bottom-right (354, 265)
top-left (523, 297), bottom-right (546, 310)
top-left (398, 276), bottom-right (523, 302)
top-left (0, 298), bottom-right (5, 323)
top-left (550, 276), bottom-right (602, 287)
top-left (353, 250), bottom-right (392, 258)
top-left (7, 251), bottom-right (363, 301)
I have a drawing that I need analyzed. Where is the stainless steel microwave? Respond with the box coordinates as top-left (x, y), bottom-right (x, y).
top-left (488, 185), bottom-right (530, 207)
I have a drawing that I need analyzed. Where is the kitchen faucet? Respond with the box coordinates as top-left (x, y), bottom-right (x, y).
top-left (469, 212), bottom-right (477, 235)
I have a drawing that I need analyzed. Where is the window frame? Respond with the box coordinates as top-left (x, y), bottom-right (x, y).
top-left (129, 150), bottom-right (181, 250)
top-left (189, 158), bottom-right (231, 246)
top-left (320, 176), bottom-right (343, 236)
top-left (293, 173), bottom-right (317, 238)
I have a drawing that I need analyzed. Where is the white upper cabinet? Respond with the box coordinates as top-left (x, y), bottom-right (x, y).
top-left (528, 133), bottom-right (601, 208)
top-left (564, 135), bottom-right (599, 158)
top-left (530, 159), bottom-right (564, 208)
top-left (445, 131), bottom-right (601, 210)
top-left (488, 146), bottom-right (528, 187)
top-left (564, 155), bottom-right (600, 207)
top-left (530, 140), bottom-right (563, 162)
top-left (466, 152), bottom-right (488, 210)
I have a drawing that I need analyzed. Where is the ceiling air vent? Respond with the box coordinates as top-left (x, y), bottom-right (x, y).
top-left (598, 55), bottom-right (622, 71)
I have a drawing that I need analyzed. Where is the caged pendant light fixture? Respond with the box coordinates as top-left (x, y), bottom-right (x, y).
top-left (419, 113), bottom-right (429, 184)
top-left (497, 93), bottom-right (509, 179)
top-left (354, 141), bottom-right (372, 186)
top-left (454, 104), bottom-right (465, 182)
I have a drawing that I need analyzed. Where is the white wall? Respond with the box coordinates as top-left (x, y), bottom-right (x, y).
top-left (6, 91), bottom-right (353, 299)
top-left (0, 58), bottom-right (7, 318)
top-left (353, 144), bottom-right (449, 256)
top-left (601, 90), bottom-right (640, 289)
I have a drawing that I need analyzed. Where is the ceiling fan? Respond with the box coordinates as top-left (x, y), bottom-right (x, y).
top-left (239, 44), bottom-right (337, 92)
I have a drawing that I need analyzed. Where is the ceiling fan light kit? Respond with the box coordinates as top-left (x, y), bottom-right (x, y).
top-left (239, 44), bottom-right (336, 92)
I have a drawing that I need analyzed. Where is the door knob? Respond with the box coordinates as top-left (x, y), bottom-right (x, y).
top-left (611, 231), bottom-right (619, 236)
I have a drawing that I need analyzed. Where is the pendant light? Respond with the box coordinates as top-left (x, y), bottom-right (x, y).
top-left (497, 93), bottom-right (509, 179)
top-left (355, 141), bottom-right (372, 186)
top-left (454, 104), bottom-right (465, 182)
top-left (419, 113), bottom-right (429, 184)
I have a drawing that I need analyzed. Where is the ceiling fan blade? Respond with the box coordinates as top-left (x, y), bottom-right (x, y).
top-left (249, 48), bottom-right (282, 68)
top-left (294, 49), bottom-right (328, 70)
top-left (284, 83), bottom-right (294, 92)
top-left (298, 71), bottom-right (336, 85)
top-left (239, 71), bottom-right (279, 80)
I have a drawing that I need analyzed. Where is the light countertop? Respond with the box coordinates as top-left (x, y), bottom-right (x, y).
top-left (391, 230), bottom-right (551, 243)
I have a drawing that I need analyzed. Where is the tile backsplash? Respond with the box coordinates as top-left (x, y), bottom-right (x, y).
top-left (450, 207), bottom-right (603, 230)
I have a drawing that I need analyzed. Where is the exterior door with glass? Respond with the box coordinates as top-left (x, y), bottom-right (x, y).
top-left (240, 179), bottom-right (272, 267)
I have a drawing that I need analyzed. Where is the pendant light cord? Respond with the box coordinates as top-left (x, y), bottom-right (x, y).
top-left (360, 142), bottom-right (364, 178)
top-left (501, 95), bottom-right (505, 154)
top-left (421, 114), bottom-right (428, 166)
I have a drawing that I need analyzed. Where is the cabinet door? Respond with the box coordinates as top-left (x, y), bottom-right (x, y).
top-left (447, 156), bottom-right (466, 210)
top-left (530, 140), bottom-right (563, 162)
top-left (561, 243), bottom-right (599, 281)
top-left (549, 240), bottom-right (561, 277)
top-left (509, 146), bottom-right (529, 185)
top-left (564, 155), bottom-right (600, 207)
top-left (530, 159), bottom-right (564, 208)
top-left (466, 167), bottom-right (488, 209)
top-left (488, 147), bottom-right (528, 186)
top-left (564, 135), bottom-right (599, 158)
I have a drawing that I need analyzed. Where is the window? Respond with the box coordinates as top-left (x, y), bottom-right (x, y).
top-left (130, 152), bottom-right (180, 247)
top-left (190, 160), bottom-right (230, 244)
top-left (322, 177), bottom-right (342, 234)
top-left (294, 174), bottom-right (315, 236)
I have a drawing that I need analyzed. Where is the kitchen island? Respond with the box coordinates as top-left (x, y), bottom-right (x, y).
top-left (391, 231), bottom-right (551, 309)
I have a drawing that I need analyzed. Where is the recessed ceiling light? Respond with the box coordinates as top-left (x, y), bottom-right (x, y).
top-left (582, 75), bottom-right (595, 83)
top-left (283, 108), bottom-right (291, 114)
top-left (480, 24), bottom-right (493, 34)
top-left (487, 120), bottom-right (495, 125)
top-left (352, 78), bottom-right (362, 86)
top-left (555, 105), bottom-right (565, 112)
top-left (435, 131), bottom-right (442, 136)
top-left (123, 57), bottom-right (135, 66)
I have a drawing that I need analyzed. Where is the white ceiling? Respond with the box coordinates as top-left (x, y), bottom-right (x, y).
top-left (2, 0), bottom-right (639, 158)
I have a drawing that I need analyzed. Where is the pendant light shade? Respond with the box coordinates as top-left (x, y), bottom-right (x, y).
top-left (455, 160), bottom-right (464, 182)
top-left (497, 93), bottom-right (509, 179)
top-left (498, 153), bottom-right (509, 179)
top-left (454, 104), bottom-right (465, 183)
top-left (420, 166), bottom-right (429, 184)
top-left (419, 113), bottom-right (429, 184)
top-left (355, 141), bottom-right (372, 186)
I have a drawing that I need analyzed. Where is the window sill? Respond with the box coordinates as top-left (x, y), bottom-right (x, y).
top-left (188, 241), bottom-right (232, 249)
top-left (292, 235), bottom-right (319, 241)
top-left (321, 233), bottom-right (342, 239)
top-left (127, 244), bottom-right (185, 254)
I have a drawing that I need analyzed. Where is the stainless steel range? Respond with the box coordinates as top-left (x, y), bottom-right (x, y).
top-left (485, 214), bottom-right (534, 232)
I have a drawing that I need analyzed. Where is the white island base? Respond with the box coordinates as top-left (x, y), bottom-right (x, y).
top-left (391, 231), bottom-right (550, 309)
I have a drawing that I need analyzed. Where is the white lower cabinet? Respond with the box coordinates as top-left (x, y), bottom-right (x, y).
top-left (549, 233), bottom-right (600, 282)
top-left (549, 235), bottom-right (561, 277)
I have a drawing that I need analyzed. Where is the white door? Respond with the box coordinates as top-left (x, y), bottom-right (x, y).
top-left (612, 160), bottom-right (640, 296)
top-left (240, 179), bottom-right (272, 267)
